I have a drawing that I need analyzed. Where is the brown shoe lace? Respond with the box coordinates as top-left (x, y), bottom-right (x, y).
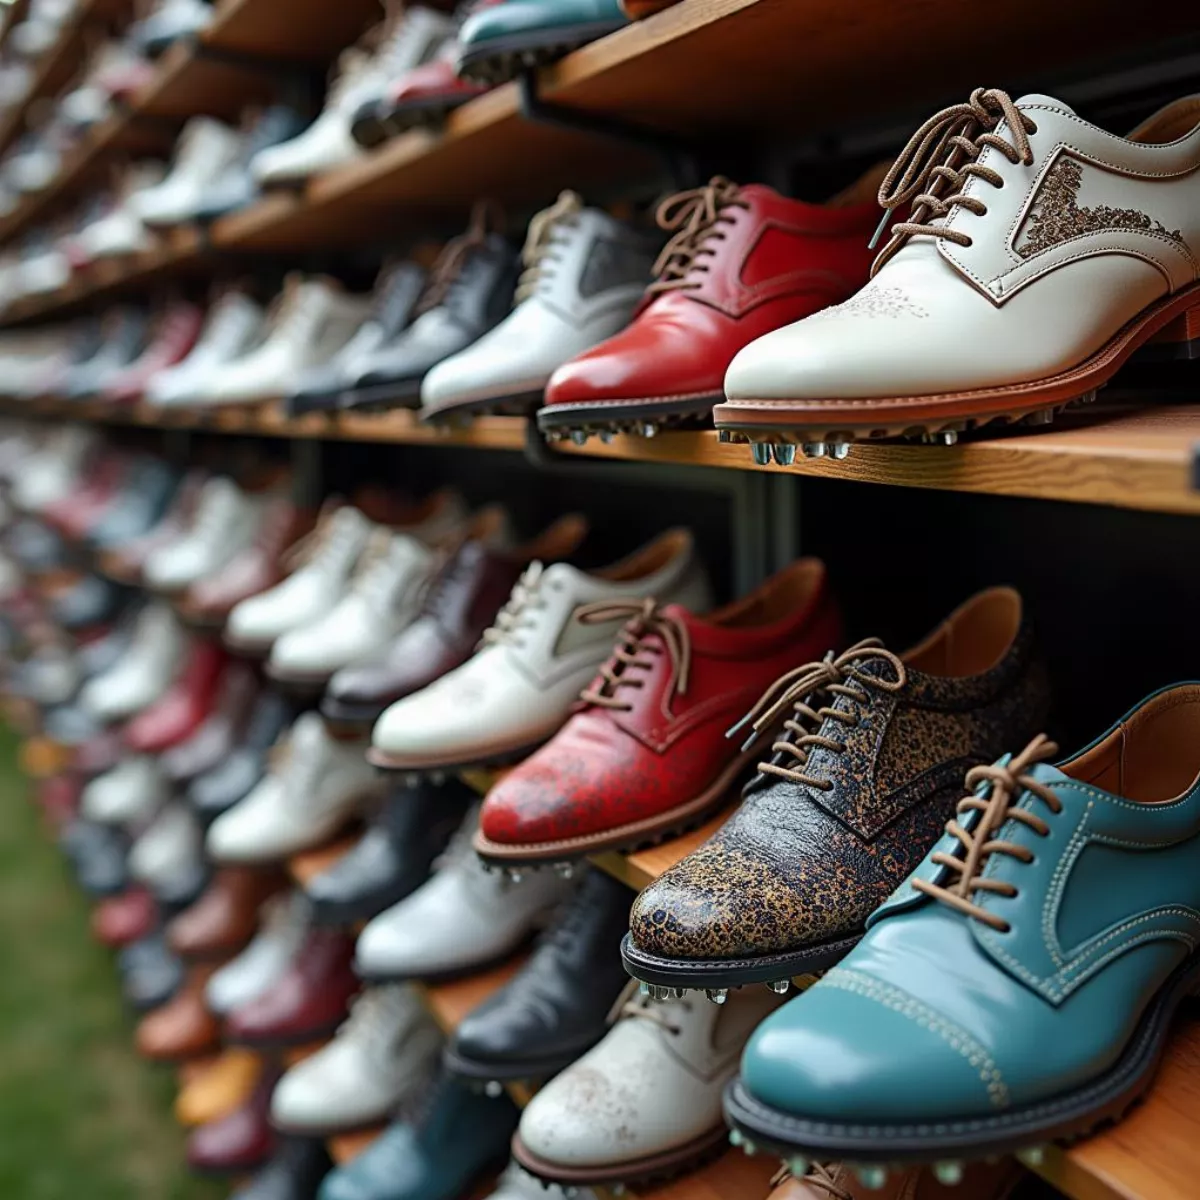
top-left (728, 641), bottom-right (907, 790)
top-left (871, 87), bottom-right (1037, 272)
top-left (576, 599), bottom-right (690, 710)
top-left (646, 176), bottom-right (749, 296)
top-left (912, 734), bottom-right (1061, 932)
top-left (515, 190), bottom-right (583, 304)
top-left (417, 200), bottom-right (505, 315)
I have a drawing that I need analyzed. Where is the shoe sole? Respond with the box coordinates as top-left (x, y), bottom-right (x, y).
top-left (339, 377), bottom-right (425, 413)
top-left (420, 386), bottom-right (547, 427)
top-left (319, 695), bottom-right (387, 732)
top-left (365, 731), bottom-right (556, 777)
top-left (721, 948), bottom-right (1200, 1166)
top-left (511, 1125), bottom-right (730, 1189)
top-left (355, 94), bottom-right (477, 149)
top-left (712, 280), bottom-right (1200, 453)
top-left (620, 928), bottom-right (862, 993)
top-left (222, 1017), bottom-right (346, 1052)
top-left (456, 20), bottom-right (627, 85)
top-left (472, 745), bottom-right (757, 866)
top-left (441, 1039), bottom-right (598, 1087)
top-left (536, 391), bottom-right (723, 441)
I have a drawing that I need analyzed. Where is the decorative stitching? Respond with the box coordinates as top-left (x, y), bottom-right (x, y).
top-left (824, 968), bottom-right (1010, 1108)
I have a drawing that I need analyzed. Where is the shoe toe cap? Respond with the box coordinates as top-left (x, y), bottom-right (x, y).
top-left (741, 968), bottom-right (1010, 1123)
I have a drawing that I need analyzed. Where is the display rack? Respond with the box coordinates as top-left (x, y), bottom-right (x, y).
top-left (6, 1), bottom-right (1200, 1198)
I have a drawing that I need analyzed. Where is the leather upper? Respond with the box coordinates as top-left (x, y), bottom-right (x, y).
top-left (543, 183), bottom-right (878, 409)
top-left (420, 198), bottom-right (657, 416)
top-left (479, 559), bottom-right (841, 849)
top-left (516, 983), bottom-right (781, 1169)
top-left (123, 641), bottom-right (227, 756)
top-left (316, 1073), bottom-right (518, 1200)
top-left (450, 868), bottom-right (632, 1071)
top-left (324, 518), bottom-right (552, 721)
top-left (305, 777), bottom-right (475, 924)
top-left (629, 588), bottom-right (1050, 963)
top-left (186, 1069), bottom-right (278, 1173)
top-left (224, 926), bottom-right (359, 1046)
top-left (168, 866), bottom-right (287, 961)
top-left (724, 92), bottom-right (1200, 402)
top-left (370, 528), bottom-right (711, 768)
top-left (739, 684), bottom-right (1200, 1124)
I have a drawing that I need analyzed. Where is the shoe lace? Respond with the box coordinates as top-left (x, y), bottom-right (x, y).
top-left (514, 190), bottom-right (582, 305)
top-left (281, 501), bottom-right (360, 572)
top-left (871, 87), bottom-right (1037, 273)
top-left (342, 984), bottom-right (414, 1052)
top-left (349, 529), bottom-right (428, 610)
top-left (912, 734), bottom-right (1061, 933)
top-left (417, 200), bottom-right (504, 314)
top-left (795, 1164), bottom-right (853, 1200)
top-left (646, 176), bottom-right (748, 296)
top-left (619, 983), bottom-right (690, 1036)
top-left (480, 562), bottom-right (546, 650)
top-left (577, 598), bottom-right (690, 711)
top-left (729, 641), bottom-right (908, 789)
top-left (263, 275), bottom-right (320, 342)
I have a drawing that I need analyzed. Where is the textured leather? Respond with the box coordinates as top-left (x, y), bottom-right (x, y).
top-left (187, 1068), bottom-right (279, 1174)
top-left (740, 683), bottom-right (1200, 1126)
top-left (371, 528), bottom-right (711, 769)
top-left (92, 886), bottom-right (158, 948)
top-left (316, 1073), bottom-right (518, 1200)
top-left (450, 868), bottom-right (632, 1075)
top-left (421, 201), bottom-right (657, 418)
top-left (176, 1048), bottom-right (265, 1127)
top-left (225, 926), bottom-right (359, 1047)
top-left (516, 984), bottom-right (780, 1171)
top-left (479, 560), bottom-right (841, 852)
top-left (231, 1136), bottom-right (333, 1200)
top-left (629, 588), bottom-right (1050, 965)
top-left (136, 965), bottom-right (222, 1061)
top-left (123, 640), bottom-right (227, 755)
top-left (270, 984), bottom-right (442, 1134)
top-left (542, 183), bottom-right (878, 417)
top-left (306, 777), bottom-right (475, 925)
top-left (168, 866), bottom-right (288, 961)
top-left (324, 517), bottom-right (557, 724)
top-left (724, 93), bottom-right (1200, 403)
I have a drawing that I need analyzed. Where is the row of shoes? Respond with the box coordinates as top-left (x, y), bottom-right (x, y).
top-left (8, 83), bottom-right (1200, 460)
top-left (0, 420), bottom-right (1057, 1200)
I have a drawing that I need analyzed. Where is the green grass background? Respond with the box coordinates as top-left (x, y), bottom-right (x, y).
top-left (0, 725), bottom-right (226, 1199)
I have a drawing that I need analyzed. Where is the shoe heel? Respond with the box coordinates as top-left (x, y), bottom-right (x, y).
top-left (1145, 299), bottom-right (1200, 361)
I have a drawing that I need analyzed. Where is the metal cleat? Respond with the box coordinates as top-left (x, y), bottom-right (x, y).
top-left (854, 1165), bottom-right (888, 1190)
top-left (751, 443), bottom-right (771, 466)
top-left (706, 988), bottom-right (728, 1005)
top-left (934, 1163), bottom-right (963, 1186)
top-left (830, 442), bottom-right (851, 460)
top-left (769, 979), bottom-right (791, 995)
top-left (771, 443), bottom-right (796, 466)
top-left (802, 442), bottom-right (827, 458)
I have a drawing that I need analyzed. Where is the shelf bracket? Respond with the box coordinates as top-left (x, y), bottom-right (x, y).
top-left (1191, 442), bottom-right (1200, 492)
top-left (516, 70), bottom-right (701, 190)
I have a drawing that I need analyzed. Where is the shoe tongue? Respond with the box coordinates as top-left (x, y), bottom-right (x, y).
top-left (1014, 92), bottom-right (1075, 117)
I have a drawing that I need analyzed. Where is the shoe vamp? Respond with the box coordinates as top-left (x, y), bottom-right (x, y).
top-left (724, 241), bottom-right (1168, 400)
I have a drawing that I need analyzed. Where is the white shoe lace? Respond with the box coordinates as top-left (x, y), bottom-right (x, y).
top-left (341, 983), bottom-right (422, 1056)
top-left (282, 503), bottom-right (365, 576)
top-left (480, 562), bottom-right (547, 651)
top-left (350, 529), bottom-right (429, 612)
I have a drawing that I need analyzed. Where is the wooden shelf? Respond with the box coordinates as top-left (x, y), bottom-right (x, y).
top-left (200, 0), bottom-right (382, 65)
top-left (10, 395), bottom-right (1200, 518)
top-left (418, 957), bottom-right (527, 1034)
top-left (286, 833), bottom-right (361, 887)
